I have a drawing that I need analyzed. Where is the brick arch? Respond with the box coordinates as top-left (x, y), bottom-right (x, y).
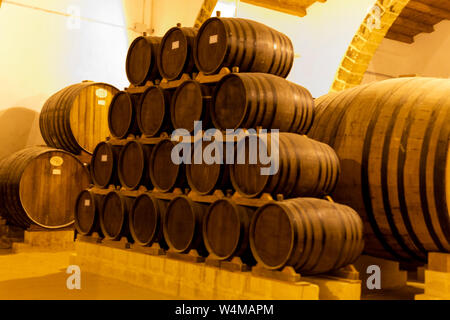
top-left (195, 0), bottom-right (219, 28)
top-left (331, 0), bottom-right (410, 92)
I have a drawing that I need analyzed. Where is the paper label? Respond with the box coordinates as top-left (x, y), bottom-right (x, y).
top-left (96, 88), bottom-right (108, 98)
top-left (52, 169), bottom-right (62, 175)
top-left (172, 41), bottom-right (179, 50)
top-left (50, 156), bottom-right (64, 167)
top-left (101, 154), bottom-right (108, 162)
top-left (98, 100), bottom-right (106, 106)
top-left (209, 35), bottom-right (218, 44)
top-left (84, 199), bottom-right (91, 206)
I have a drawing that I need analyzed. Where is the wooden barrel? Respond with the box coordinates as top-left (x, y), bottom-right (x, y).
top-left (40, 82), bottom-right (119, 154)
top-left (100, 190), bottom-right (133, 241)
top-left (91, 142), bottom-right (122, 188)
top-left (163, 195), bottom-right (208, 255)
top-left (74, 189), bottom-right (103, 236)
top-left (129, 193), bottom-right (168, 247)
top-left (158, 26), bottom-right (198, 81)
top-left (231, 133), bottom-right (340, 198)
top-left (126, 36), bottom-right (162, 86)
top-left (203, 198), bottom-right (255, 264)
top-left (118, 140), bottom-right (153, 190)
top-left (309, 77), bottom-right (450, 262)
top-left (149, 139), bottom-right (186, 192)
top-left (212, 73), bottom-right (315, 133)
top-left (194, 17), bottom-right (294, 77)
top-left (108, 91), bottom-right (141, 139)
top-left (171, 80), bottom-right (213, 132)
top-left (138, 86), bottom-right (173, 137)
top-left (0, 147), bottom-right (90, 229)
top-left (250, 198), bottom-right (364, 274)
top-left (186, 140), bottom-right (231, 195)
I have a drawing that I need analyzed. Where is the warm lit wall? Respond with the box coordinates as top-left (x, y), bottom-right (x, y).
top-left (214, 0), bottom-right (376, 97)
top-left (362, 20), bottom-right (450, 83)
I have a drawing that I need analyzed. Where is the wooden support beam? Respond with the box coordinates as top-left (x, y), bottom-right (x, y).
top-left (408, 0), bottom-right (450, 20)
top-left (385, 31), bottom-right (414, 44)
top-left (241, 0), bottom-right (307, 17)
top-left (395, 16), bottom-right (434, 33)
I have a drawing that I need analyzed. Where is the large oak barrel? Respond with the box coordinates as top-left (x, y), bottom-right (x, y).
top-left (118, 140), bottom-right (153, 190)
top-left (203, 198), bottom-right (255, 264)
top-left (126, 36), bottom-right (162, 86)
top-left (186, 141), bottom-right (231, 195)
top-left (250, 198), bottom-right (364, 274)
top-left (108, 91), bottom-right (141, 139)
top-left (157, 26), bottom-right (198, 81)
top-left (129, 193), bottom-right (168, 248)
top-left (231, 133), bottom-right (340, 198)
top-left (40, 82), bottom-right (119, 154)
top-left (171, 80), bottom-right (212, 132)
top-left (0, 147), bottom-right (90, 229)
top-left (163, 195), bottom-right (208, 255)
top-left (212, 73), bottom-right (314, 133)
top-left (309, 77), bottom-right (450, 262)
top-left (100, 190), bottom-right (133, 241)
top-left (91, 142), bottom-right (122, 188)
top-left (149, 139), bottom-right (186, 192)
top-left (74, 189), bottom-right (104, 236)
top-left (138, 86), bottom-right (174, 137)
top-left (194, 17), bottom-right (294, 77)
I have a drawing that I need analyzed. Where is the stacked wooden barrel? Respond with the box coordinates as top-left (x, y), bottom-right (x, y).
top-left (74, 17), bottom-right (364, 276)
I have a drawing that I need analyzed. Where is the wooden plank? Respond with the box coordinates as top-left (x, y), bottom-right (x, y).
top-left (242, 0), bottom-right (307, 17)
top-left (408, 0), bottom-right (450, 20)
top-left (385, 30), bottom-right (415, 43)
top-left (395, 16), bottom-right (434, 33)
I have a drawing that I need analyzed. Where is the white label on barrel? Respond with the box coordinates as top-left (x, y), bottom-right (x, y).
top-left (101, 154), bottom-right (108, 162)
top-left (96, 88), bottom-right (108, 98)
top-left (53, 169), bottom-right (62, 175)
top-left (84, 199), bottom-right (91, 207)
top-left (98, 100), bottom-right (106, 106)
top-left (209, 35), bottom-right (218, 44)
top-left (172, 41), bottom-right (179, 50)
top-left (50, 156), bottom-right (64, 167)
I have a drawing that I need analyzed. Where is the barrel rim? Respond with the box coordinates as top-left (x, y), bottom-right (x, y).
top-left (74, 189), bottom-right (96, 236)
top-left (202, 198), bottom-right (241, 259)
top-left (91, 141), bottom-right (114, 188)
top-left (163, 195), bottom-right (196, 252)
top-left (126, 36), bottom-right (153, 86)
top-left (149, 139), bottom-right (181, 192)
top-left (249, 201), bottom-right (295, 270)
top-left (118, 140), bottom-right (146, 190)
top-left (129, 192), bottom-right (159, 246)
top-left (108, 91), bottom-right (134, 139)
top-left (138, 86), bottom-right (166, 136)
top-left (193, 17), bottom-right (229, 75)
top-left (158, 26), bottom-right (189, 80)
top-left (100, 190), bottom-right (125, 240)
top-left (170, 79), bottom-right (203, 132)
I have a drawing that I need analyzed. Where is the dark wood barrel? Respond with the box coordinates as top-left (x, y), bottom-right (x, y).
top-left (108, 91), bottom-right (141, 139)
top-left (118, 140), bottom-right (153, 190)
top-left (149, 139), bottom-right (186, 192)
top-left (186, 140), bottom-right (231, 195)
top-left (126, 36), bottom-right (162, 86)
top-left (212, 73), bottom-right (315, 133)
top-left (74, 189), bottom-right (104, 236)
top-left (203, 198), bottom-right (255, 264)
top-left (100, 190), bottom-right (133, 241)
top-left (40, 82), bottom-right (119, 154)
top-left (91, 142), bottom-right (122, 188)
top-left (163, 195), bottom-right (208, 255)
top-left (309, 77), bottom-right (450, 262)
top-left (194, 17), bottom-right (294, 77)
top-left (171, 80), bottom-right (212, 132)
top-left (0, 147), bottom-right (90, 229)
top-left (250, 198), bottom-right (364, 274)
top-left (138, 86), bottom-right (174, 137)
top-left (157, 26), bottom-right (198, 80)
top-left (129, 193), bottom-right (168, 248)
top-left (231, 133), bottom-right (340, 198)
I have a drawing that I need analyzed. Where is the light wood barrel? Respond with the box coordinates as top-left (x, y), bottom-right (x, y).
top-left (118, 141), bottom-right (153, 190)
top-left (212, 73), bottom-right (314, 133)
top-left (40, 82), bottom-right (119, 154)
top-left (194, 17), bottom-right (294, 77)
top-left (91, 142), bottom-right (122, 188)
top-left (0, 147), bottom-right (90, 229)
top-left (231, 133), bottom-right (340, 198)
top-left (126, 36), bottom-right (162, 86)
top-left (108, 91), bottom-right (141, 139)
top-left (157, 27), bottom-right (198, 81)
top-left (309, 77), bottom-right (450, 262)
top-left (100, 190), bottom-right (133, 241)
top-left (74, 189), bottom-right (104, 236)
top-left (138, 86), bottom-right (174, 137)
top-left (163, 195), bottom-right (208, 255)
top-left (250, 198), bottom-right (364, 274)
top-left (203, 198), bottom-right (255, 264)
top-left (129, 193), bottom-right (168, 247)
